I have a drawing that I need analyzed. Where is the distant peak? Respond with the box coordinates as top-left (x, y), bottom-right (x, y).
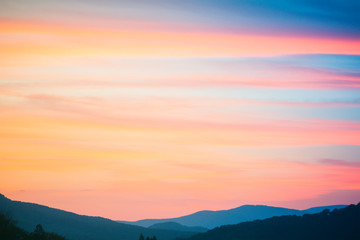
top-left (233, 204), bottom-right (270, 209)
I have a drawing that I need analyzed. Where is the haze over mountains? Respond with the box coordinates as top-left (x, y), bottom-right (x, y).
top-left (0, 193), bottom-right (351, 240)
top-left (148, 222), bottom-right (208, 233)
top-left (121, 204), bottom-right (346, 229)
top-left (0, 194), bottom-right (193, 240)
top-left (186, 203), bottom-right (360, 240)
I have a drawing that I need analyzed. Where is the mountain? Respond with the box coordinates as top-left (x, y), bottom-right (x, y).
top-left (0, 194), bottom-right (194, 240)
top-left (121, 204), bottom-right (346, 229)
top-left (302, 205), bottom-right (347, 214)
top-left (185, 202), bottom-right (360, 240)
top-left (149, 222), bottom-right (208, 233)
top-left (1, 212), bottom-right (66, 240)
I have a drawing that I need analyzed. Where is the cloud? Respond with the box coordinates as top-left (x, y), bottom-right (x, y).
top-left (318, 159), bottom-right (360, 168)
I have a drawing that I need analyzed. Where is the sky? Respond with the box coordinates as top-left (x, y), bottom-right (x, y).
top-left (0, 0), bottom-right (360, 221)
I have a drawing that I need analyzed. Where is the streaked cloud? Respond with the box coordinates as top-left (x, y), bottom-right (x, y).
top-left (319, 159), bottom-right (360, 168)
top-left (0, 0), bottom-right (359, 220)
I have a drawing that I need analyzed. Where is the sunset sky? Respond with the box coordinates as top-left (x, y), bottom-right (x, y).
top-left (1, 0), bottom-right (360, 221)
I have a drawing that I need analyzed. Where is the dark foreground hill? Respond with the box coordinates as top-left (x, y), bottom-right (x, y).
top-left (0, 194), bottom-right (194, 240)
top-left (184, 202), bottom-right (360, 240)
top-left (0, 214), bottom-right (66, 240)
top-left (1, 213), bottom-right (66, 240)
top-left (122, 204), bottom-right (346, 229)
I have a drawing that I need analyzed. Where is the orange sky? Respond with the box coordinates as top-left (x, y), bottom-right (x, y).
top-left (1, 0), bottom-right (360, 220)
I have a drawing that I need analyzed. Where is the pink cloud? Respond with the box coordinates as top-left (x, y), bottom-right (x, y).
top-left (319, 159), bottom-right (360, 168)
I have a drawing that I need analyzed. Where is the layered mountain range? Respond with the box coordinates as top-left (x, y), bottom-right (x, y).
top-left (120, 204), bottom-right (346, 229)
top-left (0, 193), bottom-right (349, 240)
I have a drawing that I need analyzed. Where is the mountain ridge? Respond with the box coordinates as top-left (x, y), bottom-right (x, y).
top-left (120, 204), bottom-right (346, 229)
top-left (148, 222), bottom-right (208, 233)
top-left (185, 202), bottom-right (360, 240)
top-left (0, 193), bottom-right (348, 238)
top-left (0, 194), bottom-right (194, 240)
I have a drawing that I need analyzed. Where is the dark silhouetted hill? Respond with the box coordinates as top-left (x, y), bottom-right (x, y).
top-left (0, 212), bottom-right (66, 240)
top-left (149, 222), bottom-right (208, 233)
top-left (302, 205), bottom-right (347, 214)
top-left (185, 202), bottom-right (360, 240)
top-left (0, 194), bottom-right (194, 240)
top-left (121, 204), bottom-right (346, 229)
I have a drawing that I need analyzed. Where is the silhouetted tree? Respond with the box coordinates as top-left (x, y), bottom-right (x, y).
top-left (30, 224), bottom-right (46, 240)
top-left (139, 233), bottom-right (145, 240)
top-left (0, 213), bottom-right (66, 240)
top-left (34, 224), bottom-right (45, 235)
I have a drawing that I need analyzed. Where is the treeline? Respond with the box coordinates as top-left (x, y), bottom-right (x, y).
top-left (139, 233), bottom-right (157, 240)
top-left (0, 213), bottom-right (66, 240)
top-left (184, 202), bottom-right (360, 240)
